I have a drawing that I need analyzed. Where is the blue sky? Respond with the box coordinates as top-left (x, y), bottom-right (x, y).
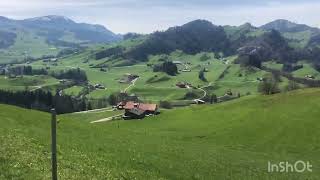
top-left (0, 0), bottom-right (319, 33)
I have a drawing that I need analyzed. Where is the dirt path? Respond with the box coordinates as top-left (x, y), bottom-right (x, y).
top-left (123, 77), bottom-right (139, 93)
top-left (74, 107), bottom-right (115, 114)
top-left (90, 114), bottom-right (123, 123)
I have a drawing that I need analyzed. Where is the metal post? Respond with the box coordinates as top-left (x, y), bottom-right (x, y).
top-left (51, 109), bottom-right (57, 180)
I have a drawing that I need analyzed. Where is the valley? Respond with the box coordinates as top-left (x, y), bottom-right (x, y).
top-left (1, 14), bottom-right (320, 179)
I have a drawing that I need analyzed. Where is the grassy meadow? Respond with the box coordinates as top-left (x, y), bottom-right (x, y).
top-left (0, 88), bottom-right (319, 179)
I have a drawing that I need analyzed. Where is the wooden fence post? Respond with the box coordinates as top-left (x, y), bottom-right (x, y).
top-left (51, 109), bottom-right (58, 180)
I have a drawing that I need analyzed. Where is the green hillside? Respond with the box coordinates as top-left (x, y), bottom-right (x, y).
top-left (1, 89), bottom-right (319, 179)
top-left (0, 15), bottom-right (121, 64)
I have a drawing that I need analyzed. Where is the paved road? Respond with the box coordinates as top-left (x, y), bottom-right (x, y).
top-left (195, 82), bottom-right (213, 101)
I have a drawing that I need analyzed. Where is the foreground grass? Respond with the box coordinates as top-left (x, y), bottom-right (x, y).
top-left (1, 89), bottom-right (320, 179)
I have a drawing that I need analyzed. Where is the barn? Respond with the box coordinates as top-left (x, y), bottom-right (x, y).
top-left (120, 101), bottom-right (159, 120)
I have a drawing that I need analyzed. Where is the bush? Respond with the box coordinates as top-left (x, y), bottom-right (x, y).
top-left (199, 69), bottom-right (208, 82)
top-left (51, 68), bottom-right (87, 82)
top-left (160, 101), bottom-right (173, 109)
top-left (153, 61), bottom-right (178, 76)
top-left (285, 81), bottom-right (300, 91)
top-left (258, 73), bottom-right (280, 95)
top-left (183, 91), bottom-right (199, 100)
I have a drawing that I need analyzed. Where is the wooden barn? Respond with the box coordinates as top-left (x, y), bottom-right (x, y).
top-left (120, 101), bottom-right (159, 120)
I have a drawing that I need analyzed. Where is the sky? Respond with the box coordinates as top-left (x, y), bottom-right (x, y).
top-left (0, 0), bottom-right (319, 34)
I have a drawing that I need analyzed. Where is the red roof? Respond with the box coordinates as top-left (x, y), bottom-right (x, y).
top-left (139, 103), bottom-right (157, 111)
top-left (123, 101), bottom-right (157, 112)
top-left (123, 101), bottom-right (136, 109)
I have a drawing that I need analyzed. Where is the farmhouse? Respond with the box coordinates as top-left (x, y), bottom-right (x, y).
top-left (194, 99), bottom-right (205, 104)
top-left (119, 73), bottom-right (139, 83)
top-left (50, 58), bottom-right (58, 62)
top-left (305, 75), bottom-right (315, 80)
top-left (173, 61), bottom-right (182, 64)
top-left (94, 84), bottom-right (106, 89)
top-left (176, 82), bottom-right (191, 88)
top-left (119, 101), bottom-right (159, 119)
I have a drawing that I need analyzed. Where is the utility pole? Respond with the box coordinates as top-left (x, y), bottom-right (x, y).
top-left (51, 109), bottom-right (58, 180)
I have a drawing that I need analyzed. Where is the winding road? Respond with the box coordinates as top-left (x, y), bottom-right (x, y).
top-left (195, 82), bottom-right (212, 101)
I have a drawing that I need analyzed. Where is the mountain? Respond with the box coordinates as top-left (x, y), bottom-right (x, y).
top-left (124, 20), bottom-right (230, 61)
top-left (0, 15), bottom-right (121, 63)
top-left (261, 20), bottom-right (320, 49)
top-left (20, 15), bottom-right (121, 43)
top-left (89, 19), bottom-right (320, 66)
top-left (0, 15), bottom-right (120, 44)
top-left (260, 19), bottom-right (319, 33)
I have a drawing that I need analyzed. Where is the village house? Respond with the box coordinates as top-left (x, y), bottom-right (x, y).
top-left (118, 101), bottom-right (159, 120)
top-left (94, 83), bottom-right (106, 89)
top-left (176, 82), bottom-right (192, 88)
top-left (193, 99), bottom-right (205, 104)
top-left (305, 75), bottom-right (315, 80)
top-left (173, 61), bottom-right (182, 65)
top-left (119, 73), bottom-right (140, 83)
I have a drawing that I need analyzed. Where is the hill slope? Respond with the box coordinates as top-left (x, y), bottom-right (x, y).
top-left (1, 89), bottom-right (319, 179)
top-left (0, 15), bottom-right (121, 63)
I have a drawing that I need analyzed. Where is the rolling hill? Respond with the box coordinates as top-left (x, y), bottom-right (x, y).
top-left (1, 89), bottom-right (319, 179)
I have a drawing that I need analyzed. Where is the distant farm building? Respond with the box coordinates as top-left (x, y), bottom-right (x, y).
top-left (176, 82), bottom-right (192, 88)
top-left (94, 84), bottom-right (106, 89)
top-left (173, 61), bottom-right (182, 65)
top-left (257, 77), bottom-right (264, 81)
top-left (193, 99), bottom-right (205, 104)
top-left (119, 73), bottom-right (139, 83)
top-left (50, 58), bottom-right (58, 62)
top-left (305, 75), bottom-right (315, 80)
top-left (118, 101), bottom-right (159, 120)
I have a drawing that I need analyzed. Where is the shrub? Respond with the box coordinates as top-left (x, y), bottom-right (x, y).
top-left (160, 101), bottom-right (173, 109)
top-left (258, 73), bottom-right (280, 95)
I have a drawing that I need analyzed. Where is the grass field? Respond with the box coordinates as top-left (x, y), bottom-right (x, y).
top-left (0, 29), bottom-right (60, 64)
top-left (1, 88), bottom-right (319, 179)
top-left (24, 45), bottom-right (318, 102)
top-left (0, 75), bottom-right (59, 91)
top-left (292, 63), bottom-right (320, 80)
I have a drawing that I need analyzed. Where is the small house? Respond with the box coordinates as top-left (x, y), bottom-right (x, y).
top-left (94, 84), bottom-right (105, 89)
top-left (173, 61), bottom-right (182, 65)
top-left (50, 58), bottom-right (58, 62)
top-left (176, 82), bottom-right (191, 88)
top-left (121, 101), bottom-right (159, 120)
top-left (123, 108), bottom-right (145, 120)
top-left (194, 99), bottom-right (205, 104)
top-left (305, 75), bottom-right (315, 80)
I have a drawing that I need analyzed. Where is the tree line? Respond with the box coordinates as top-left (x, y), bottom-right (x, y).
top-left (0, 89), bottom-right (88, 114)
top-left (51, 68), bottom-right (88, 82)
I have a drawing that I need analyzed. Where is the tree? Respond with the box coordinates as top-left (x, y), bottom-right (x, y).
top-left (210, 94), bottom-right (218, 104)
top-left (258, 74), bottom-right (280, 95)
top-left (285, 81), bottom-right (300, 91)
top-left (214, 53), bottom-right (221, 59)
top-left (153, 61), bottom-right (178, 76)
top-left (87, 102), bottom-right (93, 110)
top-left (160, 101), bottom-right (173, 109)
top-left (108, 93), bottom-right (118, 106)
top-left (199, 69), bottom-right (207, 82)
top-left (200, 54), bottom-right (210, 61)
